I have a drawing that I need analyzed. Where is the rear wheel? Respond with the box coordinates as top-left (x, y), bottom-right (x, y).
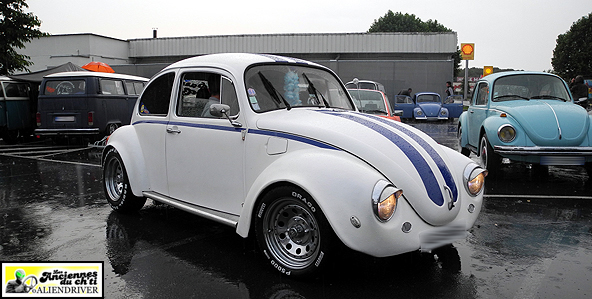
top-left (255, 186), bottom-right (333, 277)
top-left (103, 148), bottom-right (146, 213)
top-left (480, 133), bottom-right (500, 174)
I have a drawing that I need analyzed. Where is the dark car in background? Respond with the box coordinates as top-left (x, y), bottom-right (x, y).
top-left (35, 72), bottom-right (148, 140)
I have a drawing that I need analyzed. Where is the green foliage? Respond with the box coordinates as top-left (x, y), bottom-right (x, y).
top-left (0, 0), bottom-right (48, 75)
top-left (368, 10), bottom-right (452, 33)
top-left (552, 12), bottom-right (592, 80)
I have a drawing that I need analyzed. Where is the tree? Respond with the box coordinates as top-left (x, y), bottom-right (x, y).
top-left (552, 12), bottom-right (592, 80)
top-left (0, 0), bottom-right (47, 75)
top-left (368, 10), bottom-right (461, 77)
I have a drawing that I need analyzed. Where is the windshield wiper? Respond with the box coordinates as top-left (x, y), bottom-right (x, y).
top-left (302, 73), bottom-right (330, 108)
top-left (493, 94), bottom-right (530, 101)
top-left (257, 71), bottom-right (291, 110)
top-left (531, 95), bottom-right (567, 102)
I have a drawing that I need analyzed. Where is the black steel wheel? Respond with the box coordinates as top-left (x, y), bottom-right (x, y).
top-left (103, 148), bottom-right (146, 213)
top-left (255, 186), bottom-right (332, 277)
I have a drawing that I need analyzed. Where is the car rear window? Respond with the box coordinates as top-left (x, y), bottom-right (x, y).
top-left (44, 80), bottom-right (86, 95)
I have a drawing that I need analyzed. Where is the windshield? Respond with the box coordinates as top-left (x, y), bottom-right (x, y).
top-left (349, 89), bottom-right (388, 115)
top-left (244, 64), bottom-right (354, 112)
top-left (416, 94), bottom-right (441, 103)
top-left (492, 74), bottom-right (570, 102)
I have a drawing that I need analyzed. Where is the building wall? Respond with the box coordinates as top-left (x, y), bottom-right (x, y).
top-left (18, 34), bottom-right (130, 73)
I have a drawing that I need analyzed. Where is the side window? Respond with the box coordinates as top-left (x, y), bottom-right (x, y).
top-left (176, 72), bottom-right (239, 118)
top-left (100, 79), bottom-right (125, 95)
top-left (474, 83), bottom-right (489, 106)
top-left (125, 81), bottom-right (136, 95)
top-left (134, 82), bottom-right (145, 94)
top-left (139, 72), bottom-right (174, 116)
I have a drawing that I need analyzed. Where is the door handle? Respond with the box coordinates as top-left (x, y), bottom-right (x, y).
top-left (166, 127), bottom-right (181, 134)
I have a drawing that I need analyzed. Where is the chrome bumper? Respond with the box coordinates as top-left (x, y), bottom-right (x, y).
top-left (494, 145), bottom-right (592, 156)
top-left (35, 128), bottom-right (101, 136)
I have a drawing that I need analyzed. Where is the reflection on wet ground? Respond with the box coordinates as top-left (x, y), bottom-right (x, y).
top-left (1, 122), bottom-right (592, 298)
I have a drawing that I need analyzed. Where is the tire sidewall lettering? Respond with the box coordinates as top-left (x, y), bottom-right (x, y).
top-left (291, 191), bottom-right (316, 213)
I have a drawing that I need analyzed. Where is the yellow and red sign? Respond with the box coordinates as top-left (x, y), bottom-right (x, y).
top-left (461, 43), bottom-right (475, 60)
top-left (483, 66), bottom-right (494, 76)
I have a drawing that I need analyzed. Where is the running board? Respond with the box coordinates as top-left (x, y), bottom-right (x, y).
top-left (143, 191), bottom-right (239, 228)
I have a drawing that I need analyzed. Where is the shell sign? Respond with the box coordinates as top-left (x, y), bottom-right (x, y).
top-left (461, 43), bottom-right (474, 60)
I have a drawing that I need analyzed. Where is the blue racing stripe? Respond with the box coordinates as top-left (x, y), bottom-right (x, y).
top-left (357, 113), bottom-right (458, 202)
top-left (321, 111), bottom-right (445, 206)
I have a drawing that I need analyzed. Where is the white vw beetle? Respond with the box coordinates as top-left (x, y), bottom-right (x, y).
top-left (102, 53), bottom-right (487, 277)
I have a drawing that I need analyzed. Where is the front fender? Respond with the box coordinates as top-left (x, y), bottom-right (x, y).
top-left (102, 125), bottom-right (149, 197)
top-left (481, 115), bottom-right (523, 148)
top-left (236, 149), bottom-right (386, 249)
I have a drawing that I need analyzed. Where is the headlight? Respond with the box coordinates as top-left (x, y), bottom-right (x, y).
top-left (372, 180), bottom-right (403, 222)
top-left (416, 110), bottom-right (423, 116)
top-left (441, 110), bottom-right (447, 115)
top-left (463, 164), bottom-right (488, 196)
top-left (498, 125), bottom-right (516, 143)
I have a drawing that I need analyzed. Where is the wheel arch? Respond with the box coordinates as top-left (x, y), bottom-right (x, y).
top-left (101, 125), bottom-right (149, 197)
top-left (236, 149), bottom-right (385, 246)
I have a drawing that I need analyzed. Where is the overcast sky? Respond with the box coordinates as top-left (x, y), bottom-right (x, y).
top-left (26, 0), bottom-right (592, 72)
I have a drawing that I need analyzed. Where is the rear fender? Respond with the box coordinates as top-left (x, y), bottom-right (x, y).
top-left (101, 125), bottom-right (149, 197)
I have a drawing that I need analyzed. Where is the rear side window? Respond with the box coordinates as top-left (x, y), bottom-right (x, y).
top-left (139, 72), bottom-right (175, 116)
top-left (125, 81), bottom-right (146, 95)
top-left (2, 82), bottom-right (29, 97)
top-left (100, 79), bottom-right (125, 95)
top-left (44, 80), bottom-right (86, 95)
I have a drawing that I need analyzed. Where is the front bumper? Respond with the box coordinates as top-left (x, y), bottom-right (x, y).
top-left (494, 145), bottom-right (592, 156)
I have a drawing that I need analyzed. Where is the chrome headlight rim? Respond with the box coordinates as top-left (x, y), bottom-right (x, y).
top-left (372, 180), bottom-right (403, 222)
top-left (498, 124), bottom-right (516, 143)
top-left (463, 163), bottom-right (488, 197)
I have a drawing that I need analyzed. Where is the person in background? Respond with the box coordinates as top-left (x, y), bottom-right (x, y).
top-left (446, 81), bottom-right (454, 97)
top-left (398, 88), bottom-right (412, 96)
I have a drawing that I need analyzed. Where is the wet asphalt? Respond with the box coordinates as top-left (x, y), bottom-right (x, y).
top-left (1, 120), bottom-right (591, 298)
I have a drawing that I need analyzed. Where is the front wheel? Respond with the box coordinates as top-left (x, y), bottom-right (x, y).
top-left (457, 125), bottom-right (471, 157)
top-left (103, 148), bottom-right (146, 213)
top-left (255, 186), bottom-right (333, 277)
top-left (480, 133), bottom-right (500, 174)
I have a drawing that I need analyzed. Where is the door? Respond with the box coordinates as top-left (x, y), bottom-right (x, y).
top-left (467, 82), bottom-right (490, 147)
top-left (392, 95), bottom-right (415, 119)
top-left (442, 95), bottom-right (464, 118)
top-left (165, 71), bottom-right (245, 215)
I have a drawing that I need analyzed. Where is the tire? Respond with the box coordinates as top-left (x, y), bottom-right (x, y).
top-left (103, 148), bottom-right (146, 213)
top-left (255, 186), bottom-right (333, 277)
top-left (457, 125), bottom-right (471, 157)
top-left (480, 133), bottom-right (500, 174)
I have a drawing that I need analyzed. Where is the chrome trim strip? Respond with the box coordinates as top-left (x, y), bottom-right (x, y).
top-left (143, 191), bottom-right (239, 227)
top-left (541, 101), bottom-right (562, 139)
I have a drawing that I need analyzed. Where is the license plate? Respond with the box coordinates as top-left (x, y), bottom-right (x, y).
top-left (540, 156), bottom-right (585, 166)
top-left (54, 116), bottom-right (75, 122)
top-left (420, 222), bottom-right (467, 252)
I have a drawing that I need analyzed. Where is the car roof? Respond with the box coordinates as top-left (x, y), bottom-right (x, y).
top-left (414, 92), bottom-right (440, 96)
top-left (161, 53), bottom-right (325, 75)
top-left (44, 71), bottom-right (149, 81)
top-left (478, 71), bottom-right (562, 84)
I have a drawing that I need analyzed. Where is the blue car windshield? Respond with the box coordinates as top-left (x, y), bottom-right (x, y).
top-left (492, 74), bottom-right (570, 102)
top-left (244, 64), bottom-right (354, 113)
top-left (416, 94), bottom-right (440, 103)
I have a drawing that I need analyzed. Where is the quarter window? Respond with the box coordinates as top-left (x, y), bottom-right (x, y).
top-left (139, 72), bottom-right (174, 116)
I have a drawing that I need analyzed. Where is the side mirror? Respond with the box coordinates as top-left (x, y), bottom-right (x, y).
top-left (210, 104), bottom-right (242, 127)
top-left (394, 110), bottom-right (404, 117)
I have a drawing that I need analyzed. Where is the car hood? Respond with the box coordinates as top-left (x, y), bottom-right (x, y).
top-left (493, 100), bottom-right (589, 145)
top-left (417, 103), bottom-right (442, 116)
top-left (255, 108), bottom-right (465, 226)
